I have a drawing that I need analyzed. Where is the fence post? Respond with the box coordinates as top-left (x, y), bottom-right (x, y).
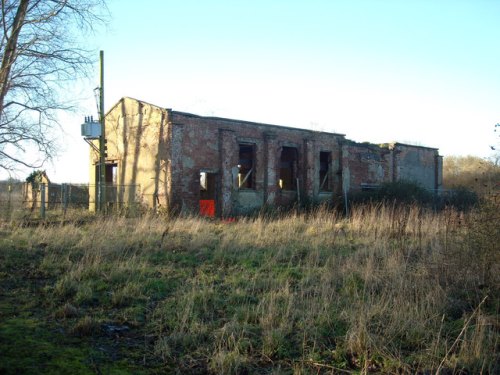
top-left (40, 183), bottom-right (46, 220)
top-left (62, 183), bottom-right (68, 213)
top-left (68, 184), bottom-right (72, 209)
top-left (7, 183), bottom-right (12, 220)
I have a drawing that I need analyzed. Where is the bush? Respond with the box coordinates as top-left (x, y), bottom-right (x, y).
top-left (377, 180), bottom-right (433, 204)
top-left (441, 186), bottom-right (479, 211)
top-left (348, 181), bottom-right (480, 211)
top-left (349, 180), bottom-right (433, 206)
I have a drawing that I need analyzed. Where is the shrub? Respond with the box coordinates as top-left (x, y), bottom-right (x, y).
top-left (441, 186), bottom-right (479, 211)
top-left (349, 180), bottom-right (433, 207)
top-left (377, 180), bottom-right (433, 204)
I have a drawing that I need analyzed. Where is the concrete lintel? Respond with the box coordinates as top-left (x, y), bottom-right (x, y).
top-left (200, 168), bottom-right (218, 174)
top-left (237, 136), bottom-right (260, 144)
top-left (282, 141), bottom-right (299, 148)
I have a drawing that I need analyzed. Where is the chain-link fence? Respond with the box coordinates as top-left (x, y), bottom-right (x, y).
top-left (92, 184), bottom-right (143, 213)
top-left (0, 181), bottom-right (25, 220)
top-left (0, 181), bottom-right (141, 220)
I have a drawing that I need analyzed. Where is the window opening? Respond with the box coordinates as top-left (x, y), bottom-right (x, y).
top-left (238, 144), bottom-right (255, 189)
top-left (279, 146), bottom-right (298, 190)
top-left (319, 152), bottom-right (331, 191)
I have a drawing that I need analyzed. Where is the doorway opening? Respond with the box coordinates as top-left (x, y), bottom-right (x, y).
top-left (105, 163), bottom-right (118, 207)
top-left (200, 171), bottom-right (217, 217)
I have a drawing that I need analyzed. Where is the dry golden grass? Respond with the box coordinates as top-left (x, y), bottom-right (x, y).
top-left (0, 203), bottom-right (498, 374)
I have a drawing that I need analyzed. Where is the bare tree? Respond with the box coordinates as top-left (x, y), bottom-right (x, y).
top-left (443, 155), bottom-right (500, 197)
top-left (0, 0), bottom-right (107, 172)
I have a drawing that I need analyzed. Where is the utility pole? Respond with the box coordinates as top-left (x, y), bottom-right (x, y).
top-left (98, 50), bottom-right (106, 212)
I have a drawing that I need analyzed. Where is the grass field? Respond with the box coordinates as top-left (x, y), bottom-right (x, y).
top-left (0, 203), bottom-right (498, 374)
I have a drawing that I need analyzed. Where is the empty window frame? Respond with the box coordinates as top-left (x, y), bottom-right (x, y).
top-left (319, 152), bottom-right (331, 191)
top-left (238, 144), bottom-right (255, 189)
top-left (280, 146), bottom-right (298, 190)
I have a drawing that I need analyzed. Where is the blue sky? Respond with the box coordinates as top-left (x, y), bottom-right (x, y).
top-left (21, 0), bottom-right (500, 182)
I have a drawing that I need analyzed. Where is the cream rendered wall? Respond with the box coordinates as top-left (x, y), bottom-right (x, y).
top-left (89, 97), bottom-right (169, 211)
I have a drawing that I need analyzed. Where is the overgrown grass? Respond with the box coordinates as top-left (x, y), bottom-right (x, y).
top-left (0, 203), bottom-right (498, 374)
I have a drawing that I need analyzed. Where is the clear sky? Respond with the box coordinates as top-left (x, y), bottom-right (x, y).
top-left (12, 0), bottom-right (500, 182)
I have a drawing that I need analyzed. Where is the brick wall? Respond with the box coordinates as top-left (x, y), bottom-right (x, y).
top-left (169, 111), bottom-right (344, 214)
top-left (97, 97), bottom-right (442, 215)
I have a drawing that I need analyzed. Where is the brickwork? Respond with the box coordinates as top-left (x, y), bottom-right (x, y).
top-left (91, 97), bottom-right (442, 215)
top-left (342, 142), bottom-right (393, 191)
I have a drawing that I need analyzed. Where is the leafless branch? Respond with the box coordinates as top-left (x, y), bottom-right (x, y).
top-left (0, 0), bottom-right (107, 171)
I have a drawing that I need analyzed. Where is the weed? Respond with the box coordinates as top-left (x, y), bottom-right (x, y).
top-left (54, 303), bottom-right (79, 319)
top-left (70, 315), bottom-right (100, 337)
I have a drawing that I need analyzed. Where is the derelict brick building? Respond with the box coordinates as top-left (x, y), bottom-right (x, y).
top-left (89, 97), bottom-right (443, 215)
